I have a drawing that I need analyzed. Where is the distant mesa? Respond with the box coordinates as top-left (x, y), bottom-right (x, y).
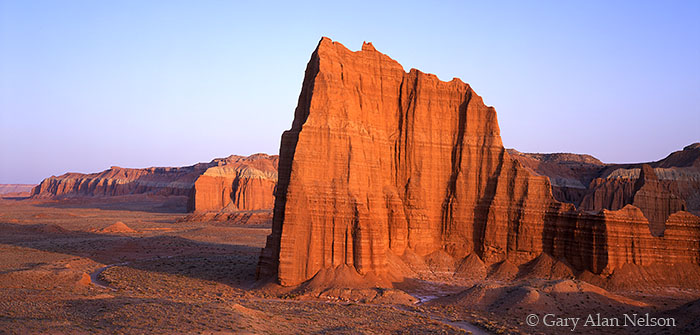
top-left (30, 154), bottom-right (279, 223)
top-left (0, 184), bottom-right (36, 198)
top-left (257, 37), bottom-right (700, 290)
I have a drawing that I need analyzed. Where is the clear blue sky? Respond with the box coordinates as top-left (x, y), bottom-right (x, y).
top-left (1, 1), bottom-right (698, 184)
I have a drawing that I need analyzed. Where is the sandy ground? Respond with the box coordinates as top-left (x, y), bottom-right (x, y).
top-left (1, 196), bottom-right (698, 334)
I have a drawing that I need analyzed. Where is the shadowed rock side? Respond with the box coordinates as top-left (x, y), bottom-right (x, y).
top-left (258, 37), bottom-right (700, 287)
top-left (579, 146), bottom-right (700, 217)
top-left (509, 145), bottom-right (700, 219)
top-left (506, 150), bottom-right (605, 206)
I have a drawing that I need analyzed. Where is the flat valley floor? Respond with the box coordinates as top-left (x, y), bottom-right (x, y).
top-left (1, 196), bottom-right (698, 334)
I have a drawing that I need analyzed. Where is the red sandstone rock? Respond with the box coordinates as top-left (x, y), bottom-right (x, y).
top-left (578, 145), bottom-right (700, 216)
top-left (258, 38), bottom-right (700, 289)
top-left (510, 146), bottom-right (700, 217)
top-left (631, 165), bottom-right (687, 235)
top-left (32, 154), bottom-right (279, 218)
top-left (32, 165), bottom-right (206, 198)
top-left (187, 154), bottom-right (278, 213)
top-left (507, 150), bottom-right (605, 206)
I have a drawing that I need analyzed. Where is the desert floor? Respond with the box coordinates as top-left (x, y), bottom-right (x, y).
top-left (0, 196), bottom-right (697, 334)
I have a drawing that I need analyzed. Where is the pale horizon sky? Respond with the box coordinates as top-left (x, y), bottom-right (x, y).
top-left (1, 1), bottom-right (699, 184)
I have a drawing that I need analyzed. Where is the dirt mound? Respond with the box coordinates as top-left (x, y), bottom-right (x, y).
top-left (517, 253), bottom-right (574, 279)
top-left (286, 265), bottom-right (416, 304)
top-left (429, 278), bottom-right (650, 328)
top-left (98, 221), bottom-right (138, 234)
top-left (398, 249), bottom-right (431, 277)
top-left (543, 279), bottom-right (648, 307)
top-left (488, 260), bottom-right (519, 280)
top-left (230, 303), bottom-right (267, 319)
top-left (424, 250), bottom-right (456, 276)
top-left (23, 223), bottom-right (69, 234)
top-left (301, 265), bottom-right (391, 291)
top-left (454, 253), bottom-right (487, 280)
top-left (661, 298), bottom-right (700, 334)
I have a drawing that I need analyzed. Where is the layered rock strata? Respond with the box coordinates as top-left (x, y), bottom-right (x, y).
top-left (580, 162), bottom-right (699, 218)
top-left (511, 144), bottom-right (700, 217)
top-left (33, 154), bottom-right (279, 218)
top-left (187, 154), bottom-right (278, 213)
top-left (258, 38), bottom-right (700, 287)
top-left (507, 150), bottom-right (605, 206)
top-left (33, 165), bottom-right (205, 198)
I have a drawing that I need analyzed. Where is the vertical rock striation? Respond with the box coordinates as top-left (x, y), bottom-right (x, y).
top-left (32, 154), bottom-right (279, 219)
top-left (258, 38), bottom-right (700, 287)
top-left (187, 154), bottom-right (278, 213)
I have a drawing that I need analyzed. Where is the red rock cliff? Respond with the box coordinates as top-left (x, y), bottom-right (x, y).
top-left (187, 154), bottom-right (278, 213)
top-left (259, 38), bottom-right (566, 285)
top-left (258, 38), bottom-right (700, 287)
top-left (32, 154), bottom-right (279, 216)
top-left (32, 166), bottom-right (205, 198)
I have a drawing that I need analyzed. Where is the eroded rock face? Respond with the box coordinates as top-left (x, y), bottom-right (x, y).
top-left (510, 145), bottom-right (700, 218)
top-left (258, 38), bottom-right (700, 287)
top-left (32, 166), bottom-right (205, 198)
top-left (259, 38), bottom-right (565, 285)
top-left (187, 154), bottom-right (278, 213)
top-left (631, 165), bottom-right (687, 235)
top-left (573, 148), bottom-right (700, 222)
top-left (507, 150), bottom-right (605, 206)
top-left (32, 154), bottom-right (279, 216)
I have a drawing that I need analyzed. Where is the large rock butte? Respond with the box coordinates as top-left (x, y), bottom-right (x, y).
top-left (258, 37), bottom-right (700, 287)
top-left (187, 154), bottom-right (278, 213)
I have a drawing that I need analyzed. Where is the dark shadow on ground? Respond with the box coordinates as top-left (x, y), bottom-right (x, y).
top-left (0, 222), bottom-right (263, 289)
top-left (0, 196), bottom-right (31, 201)
top-left (34, 195), bottom-right (189, 214)
top-left (60, 296), bottom-right (247, 333)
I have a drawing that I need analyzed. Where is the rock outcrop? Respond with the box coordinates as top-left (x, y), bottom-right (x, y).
top-left (258, 38), bottom-right (700, 288)
top-left (507, 150), bottom-right (605, 206)
top-left (510, 144), bottom-right (700, 218)
top-left (187, 154), bottom-right (278, 213)
top-left (32, 154), bottom-right (279, 219)
top-left (32, 166), bottom-right (205, 198)
top-left (579, 146), bottom-right (700, 217)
